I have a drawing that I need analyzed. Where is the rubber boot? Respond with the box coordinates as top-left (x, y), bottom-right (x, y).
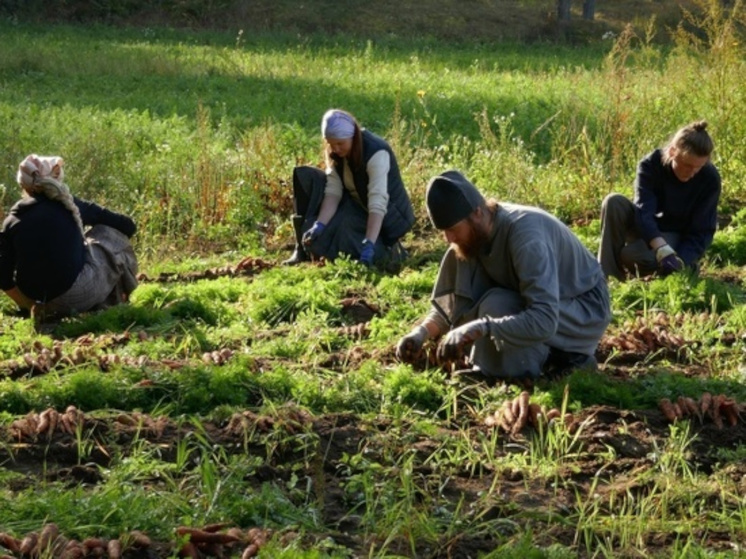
top-left (282, 215), bottom-right (309, 265)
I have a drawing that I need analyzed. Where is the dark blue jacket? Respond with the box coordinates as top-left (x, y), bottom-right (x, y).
top-left (634, 149), bottom-right (721, 266)
top-left (331, 130), bottom-right (414, 245)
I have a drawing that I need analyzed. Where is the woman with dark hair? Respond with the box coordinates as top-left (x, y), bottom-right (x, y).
top-left (598, 120), bottom-right (721, 280)
top-left (0, 154), bottom-right (138, 318)
top-left (283, 109), bottom-right (414, 267)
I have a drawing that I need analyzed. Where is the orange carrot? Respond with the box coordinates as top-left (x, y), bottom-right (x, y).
top-left (202, 522), bottom-right (232, 533)
top-left (528, 403), bottom-right (543, 428)
top-left (129, 530), bottom-right (151, 548)
top-left (720, 399), bottom-right (739, 427)
top-left (711, 394), bottom-right (724, 429)
top-left (700, 392), bottom-right (712, 417)
top-left (245, 528), bottom-right (264, 543)
top-left (176, 527), bottom-right (239, 545)
top-left (510, 396), bottom-right (521, 420)
top-left (545, 408), bottom-right (561, 422)
top-left (658, 398), bottom-right (677, 423)
top-left (682, 397), bottom-right (702, 422)
top-left (19, 533), bottom-right (38, 556)
top-left (60, 540), bottom-right (84, 559)
top-left (36, 409), bottom-right (51, 434)
top-left (225, 527), bottom-right (246, 544)
top-left (510, 391), bottom-right (531, 435)
top-left (495, 411), bottom-right (512, 433)
top-left (82, 537), bottom-right (106, 553)
top-left (676, 396), bottom-right (691, 418)
top-left (107, 538), bottom-right (122, 559)
top-left (0, 533), bottom-right (20, 553)
top-left (38, 523), bottom-right (59, 551)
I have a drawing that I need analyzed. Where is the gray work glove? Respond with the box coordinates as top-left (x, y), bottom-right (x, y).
top-left (437, 318), bottom-right (489, 363)
top-left (655, 244), bottom-right (684, 276)
top-left (396, 325), bottom-right (429, 363)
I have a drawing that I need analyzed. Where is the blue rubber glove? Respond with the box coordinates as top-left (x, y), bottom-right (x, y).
top-left (656, 244), bottom-right (684, 276)
top-left (302, 221), bottom-right (326, 247)
top-left (437, 318), bottom-right (490, 362)
top-left (360, 239), bottom-right (375, 266)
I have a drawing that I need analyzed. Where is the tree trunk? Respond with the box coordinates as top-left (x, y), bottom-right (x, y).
top-left (582, 0), bottom-right (596, 20)
top-left (558, 0), bottom-right (572, 20)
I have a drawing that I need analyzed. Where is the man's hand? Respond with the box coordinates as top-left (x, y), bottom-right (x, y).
top-left (396, 325), bottom-right (429, 363)
top-left (437, 318), bottom-right (489, 362)
top-left (302, 221), bottom-right (326, 247)
top-left (655, 244), bottom-right (684, 276)
top-left (360, 239), bottom-right (375, 266)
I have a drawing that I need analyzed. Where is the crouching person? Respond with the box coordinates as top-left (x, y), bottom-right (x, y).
top-left (0, 154), bottom-right (138, 319)
top-left (283, 109), bottom-right (414, 267)
top-left (396, 170), bottom-right (611, 385)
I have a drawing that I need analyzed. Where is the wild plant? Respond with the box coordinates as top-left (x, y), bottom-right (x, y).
top-left (72, 422), bottom-right (96, 465)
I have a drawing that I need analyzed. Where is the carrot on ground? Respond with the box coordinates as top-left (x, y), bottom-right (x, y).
top-left (511, 391), bottom-right (531, 436)
top-left (659, 398), bottom-right (678, 423)
top-left (175, 528), bottom-right (239, 545)
top-left (0, 533), bottom-right (20, 553)
top-left (19, 533), bottom-right (38, 556)
top-left (107, 538), bottom-right (122, 559)
top-left (700, 392), bottom-right (712, 417)
top-left (501, 400), bottom-right (516, 425)
top-left (720, 398), bottom-right (739, 427)
top-left (129, 530), bottom-right (151, 548)
top-left (711, 394), bottom-right (725, 429)
top-left (545, 408), bottom-right (561, 422)
top-left (202, 522), bottom-right (232, 533)
top-left (682, 396), bottom-right (702, 422)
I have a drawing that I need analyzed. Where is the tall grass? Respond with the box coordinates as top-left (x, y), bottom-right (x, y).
top-left (1, 1), bottom-right (744, 263)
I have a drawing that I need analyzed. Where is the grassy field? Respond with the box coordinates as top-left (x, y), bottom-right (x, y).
top-left (1, 1), bottom-right (746, 557)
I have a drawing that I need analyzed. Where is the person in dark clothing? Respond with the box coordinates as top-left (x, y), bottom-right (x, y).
top-left (396, 170), bottom-right (610, 385)
top-left (283, 109), bottom-right (414, 267)
top-left (598, 121), bottom-right (721, 280)
top-left (0, 154), bottom-right (138, 318)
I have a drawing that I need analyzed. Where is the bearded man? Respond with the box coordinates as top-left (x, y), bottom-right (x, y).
top-left (396, 170), bottom-right (611, 384)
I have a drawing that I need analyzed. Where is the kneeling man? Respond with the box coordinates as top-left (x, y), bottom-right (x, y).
top-left (396, 170), bottom-right (611, 383)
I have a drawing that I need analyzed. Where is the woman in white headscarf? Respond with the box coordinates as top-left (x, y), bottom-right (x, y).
top-left (283, 109), bottom-right (414, 267)
top-left (0, 154), bottom-right (138, 319)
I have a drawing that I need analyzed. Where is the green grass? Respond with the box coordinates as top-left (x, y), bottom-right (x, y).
top-left (1, 3), bottom-right (746, 557)
top-left (2, 2), bottom-right (746, 261)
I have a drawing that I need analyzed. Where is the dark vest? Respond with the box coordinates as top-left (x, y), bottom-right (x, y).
top-left (331, 130), bottom-right (414, 245)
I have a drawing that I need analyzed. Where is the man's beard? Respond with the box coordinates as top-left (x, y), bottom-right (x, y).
top-left (452, 219), bottom-right (491, 260)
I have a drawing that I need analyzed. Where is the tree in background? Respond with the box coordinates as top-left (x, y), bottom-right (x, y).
top-left (558, 0), bottom-right (596, 21)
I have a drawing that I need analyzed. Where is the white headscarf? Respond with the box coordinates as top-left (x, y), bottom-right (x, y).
top-left (321, 109), bottom-right (356, 140)
top-left (17, 154), bottom-right (65, 193)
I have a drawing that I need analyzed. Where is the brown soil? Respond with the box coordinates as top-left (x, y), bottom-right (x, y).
top-left (2, 389), bottom-right (745, 557)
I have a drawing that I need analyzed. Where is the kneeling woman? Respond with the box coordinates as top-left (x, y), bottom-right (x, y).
top-left (284, 109), bottom-right (415, 266)
top-left (0, 154), bottom-right (139, 318)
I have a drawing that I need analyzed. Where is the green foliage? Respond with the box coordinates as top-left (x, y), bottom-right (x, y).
top-left (1, 9), bottom-right (745, 260)
top-left (1, 8), bottom-right (746, 557)
top-left (610, 272), bottom-right (743, 319)
top-left (381, 365), bottom-right (446, 413)
top-left (709, 208), bottom-right (746, 266)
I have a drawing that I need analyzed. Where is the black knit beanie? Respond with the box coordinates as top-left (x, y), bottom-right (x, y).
top-left (426, 170), bottom-right (486, 230)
